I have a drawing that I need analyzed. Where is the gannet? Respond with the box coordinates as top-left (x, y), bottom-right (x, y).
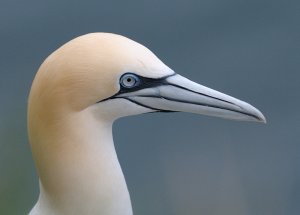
top-left (28, 33), bottom-right (265, 215)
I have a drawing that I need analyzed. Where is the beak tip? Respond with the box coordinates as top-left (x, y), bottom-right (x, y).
top-left (249, 106), bottom-right (267, 124)
top-left (258, 114), bottom-right (267, 124)
top-left (238, 101), bottom-right (266, 124)
top-left (257, 115), bottom-right (267, 124)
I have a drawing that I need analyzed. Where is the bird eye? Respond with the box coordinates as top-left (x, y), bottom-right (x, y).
top-left (120, 73), bottom-right (140, 88)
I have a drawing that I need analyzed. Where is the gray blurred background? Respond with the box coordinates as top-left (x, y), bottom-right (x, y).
top-left (0, 0), bottom-right (299, 214)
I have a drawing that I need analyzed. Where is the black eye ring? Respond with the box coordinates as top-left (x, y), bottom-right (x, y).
top-left (120, 73), bottom-right (140, 88)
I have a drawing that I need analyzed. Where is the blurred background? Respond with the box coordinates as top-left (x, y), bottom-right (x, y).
top-left (0, 0), bottom-right (299, 214)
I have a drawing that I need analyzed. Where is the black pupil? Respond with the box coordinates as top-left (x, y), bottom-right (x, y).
top-left (127, 78), bottom-right (132, 82)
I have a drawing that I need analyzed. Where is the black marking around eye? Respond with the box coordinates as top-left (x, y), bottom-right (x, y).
top-left (98, 72), bottom-right (176, 103)
top-left (118, 72), bottom-right (176, 94)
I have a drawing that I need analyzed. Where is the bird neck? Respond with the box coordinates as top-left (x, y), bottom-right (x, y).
top-left (29, 106), bottom-right (133, 215)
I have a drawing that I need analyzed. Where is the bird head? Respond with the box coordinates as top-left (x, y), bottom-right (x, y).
top-left (28, 33), bottom-right (265, 128)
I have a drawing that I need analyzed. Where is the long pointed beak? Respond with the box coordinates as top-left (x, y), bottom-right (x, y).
top-left (116, 73), bottom-right (266, 123)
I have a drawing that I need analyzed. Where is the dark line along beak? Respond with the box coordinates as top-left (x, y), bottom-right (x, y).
top-left (109, 73), bottom-right (266, 123)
